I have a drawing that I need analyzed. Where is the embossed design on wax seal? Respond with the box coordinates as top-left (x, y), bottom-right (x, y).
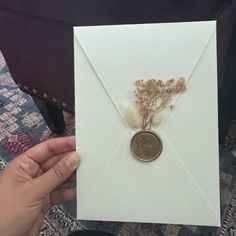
top-left (131, 130), bottom-right (162, 162)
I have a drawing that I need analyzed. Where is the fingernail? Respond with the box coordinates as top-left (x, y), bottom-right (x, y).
top-left (65, 152), bottom-right (80, 170)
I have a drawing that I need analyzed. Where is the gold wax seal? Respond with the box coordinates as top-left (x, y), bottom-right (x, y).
top-left (130, 130), bottom-right (162, 162)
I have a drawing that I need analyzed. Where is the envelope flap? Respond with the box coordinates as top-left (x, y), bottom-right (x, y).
top-left (74, 21), bottom-right (216, 108)
top-left (160, 28), bottom-right (219, 214)
top-left (74, 34), bottom-right (129, 193)
top-left (77, 131), bottom-right (220, 226)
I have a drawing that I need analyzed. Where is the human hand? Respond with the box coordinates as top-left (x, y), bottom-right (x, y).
top-left (0, 136), bottom-right (80, 236)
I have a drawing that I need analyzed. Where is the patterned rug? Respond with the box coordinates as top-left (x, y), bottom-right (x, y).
top-left (0, 51), bottom-right (236, 236)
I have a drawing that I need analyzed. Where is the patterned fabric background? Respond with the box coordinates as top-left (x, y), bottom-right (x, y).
top-left (0, 51), bottom-right (236, 236)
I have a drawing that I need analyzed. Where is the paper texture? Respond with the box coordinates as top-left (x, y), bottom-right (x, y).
top-left (74, 21), bottom-right (220, 226)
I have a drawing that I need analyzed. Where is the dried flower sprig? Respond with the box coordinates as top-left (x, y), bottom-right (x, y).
top-left (123, 104), bottom-right (142, 129)
top-left (134, 77), bottom-right (186, 130)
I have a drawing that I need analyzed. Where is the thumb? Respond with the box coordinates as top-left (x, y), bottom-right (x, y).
top-left (32, 151), bottom-right (80, 196)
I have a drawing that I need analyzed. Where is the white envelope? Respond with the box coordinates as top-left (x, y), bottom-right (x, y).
top-left (74, 21), bottom-right (220, 226)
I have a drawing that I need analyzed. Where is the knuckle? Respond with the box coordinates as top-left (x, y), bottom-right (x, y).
top-left (52, 163), bottom-right (68, 181)
top-left (45, 140), bottom-right (57, 156)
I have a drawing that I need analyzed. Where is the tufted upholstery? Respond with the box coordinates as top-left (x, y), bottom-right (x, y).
top-left (0, 0), bottom-right (235, 138)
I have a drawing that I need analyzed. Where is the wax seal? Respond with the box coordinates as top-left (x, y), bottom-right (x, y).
top-left (130, 130), bottom-right (162, 162)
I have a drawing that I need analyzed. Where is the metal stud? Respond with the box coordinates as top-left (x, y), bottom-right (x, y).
top-left (24, 86), bottom-right (28, 90)
top-left (33, 89), bottom-right (37, 94)
top-left (52, 97), bottom-right (57, 103)
top-left (43, 93), bottom-right (47, 99)
top-left (62, 102), bottom-right (67, 107)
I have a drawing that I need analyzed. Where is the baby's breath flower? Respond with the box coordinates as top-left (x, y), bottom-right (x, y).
top-left (134, 77), bottom-right (187, 129)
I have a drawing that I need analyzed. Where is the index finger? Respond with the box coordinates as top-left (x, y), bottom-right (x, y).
top-left (22, 136), bottom-right (76, 164)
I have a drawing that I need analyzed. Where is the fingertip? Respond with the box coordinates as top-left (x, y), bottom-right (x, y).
top-left (65, 151), bottom-right (80, 170)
